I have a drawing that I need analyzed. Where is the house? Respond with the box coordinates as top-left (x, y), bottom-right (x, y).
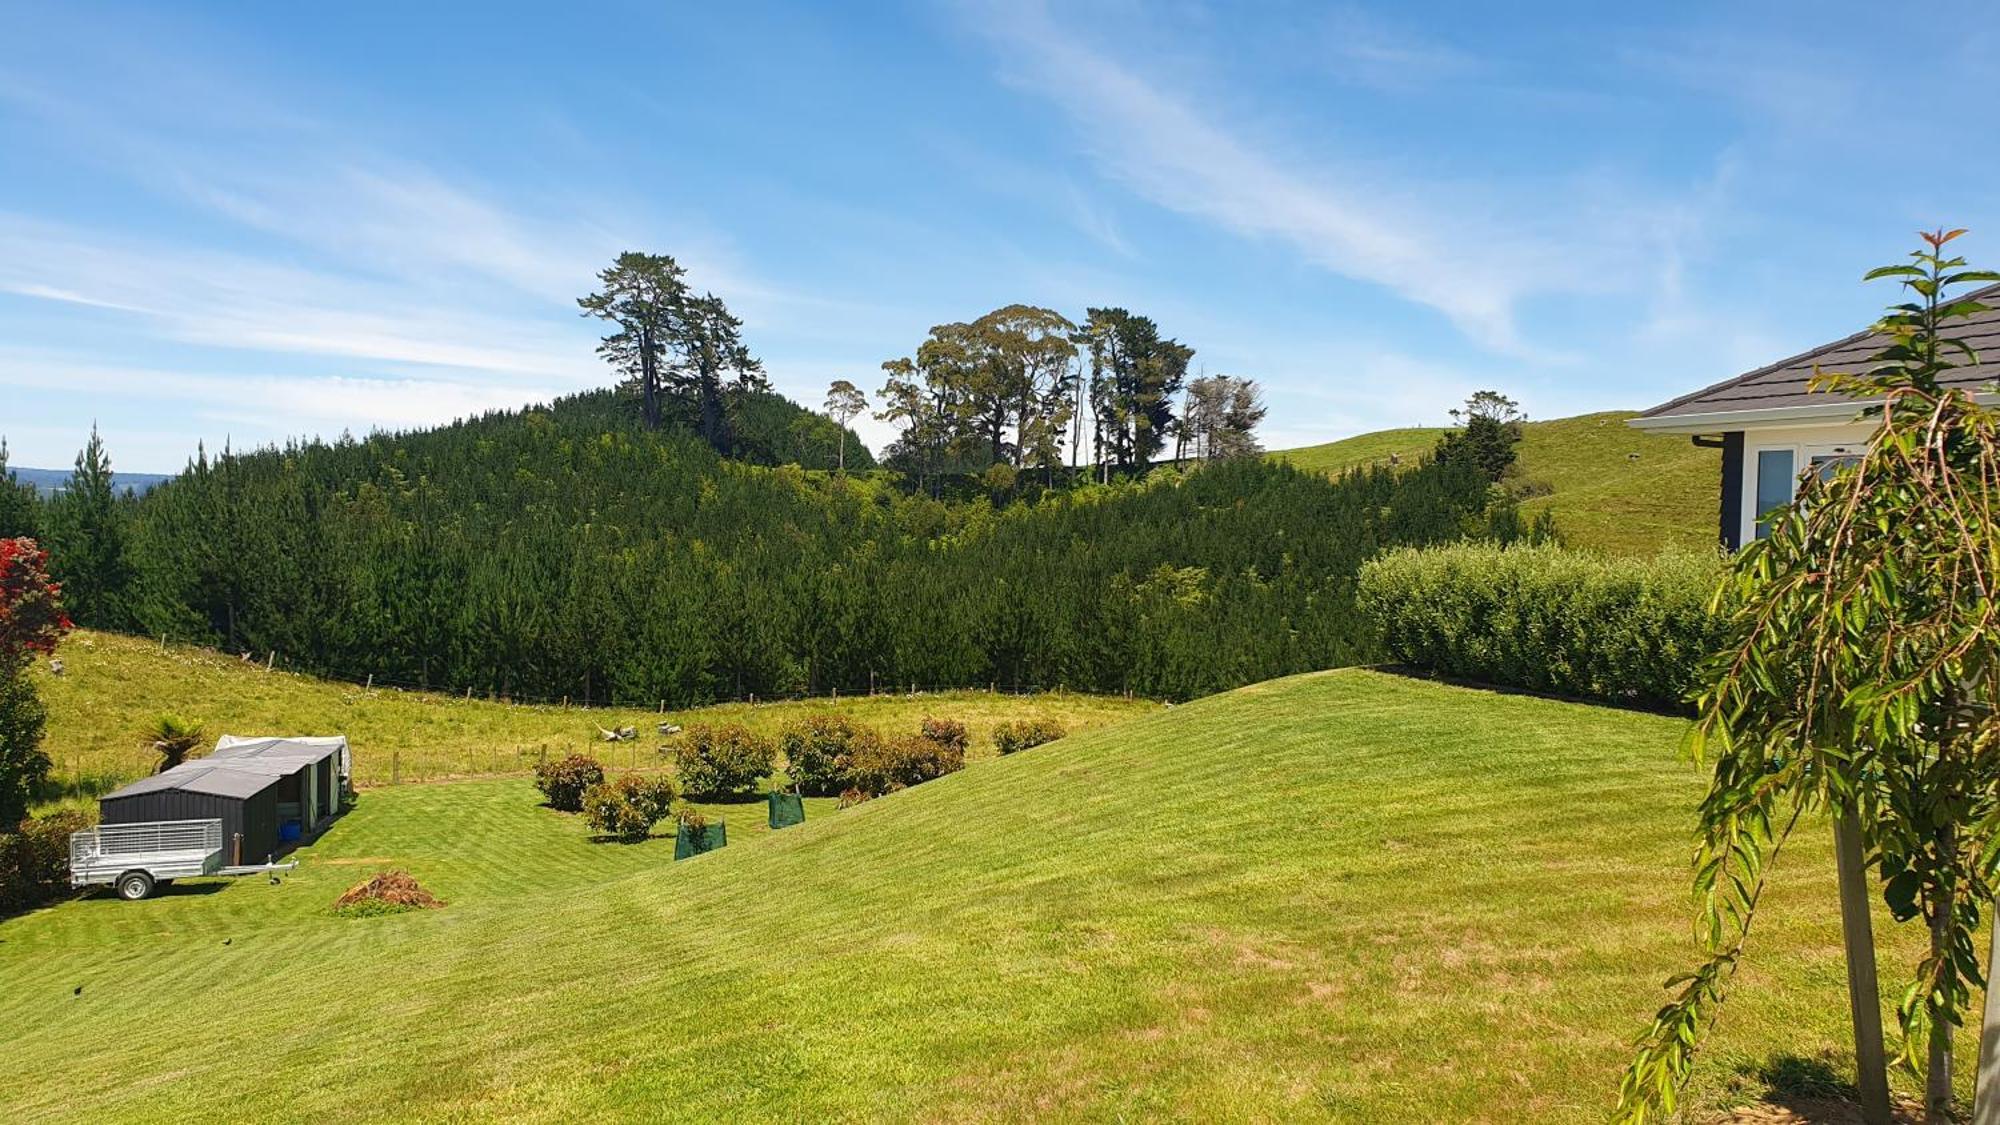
top-left (1629, 283), bottom-right (2000, 548)
top-left (96, 735), bottom-right (351, 866)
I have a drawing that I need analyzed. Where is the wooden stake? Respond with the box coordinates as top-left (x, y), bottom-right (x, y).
top-left (392, 751), bottom-right (400, 786)
top-left (1834, 813), bottom-right (1893, 1125)
top-left (366, 673), bottom-right (374, 691)
top-left (266, 651), bottom-right (276, 671)
top-left (1973, 896), bottom-right (2000, 1125)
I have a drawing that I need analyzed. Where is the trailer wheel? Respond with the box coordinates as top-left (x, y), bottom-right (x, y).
top-left (114, 871), bottom-right (155, 901)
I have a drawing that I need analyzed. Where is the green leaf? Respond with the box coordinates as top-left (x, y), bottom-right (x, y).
top-left (1884, 868), bottom-right (1923, 922)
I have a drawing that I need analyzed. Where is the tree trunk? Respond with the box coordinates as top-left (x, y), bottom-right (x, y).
top-left (1930, 824), bottom-right (1960, 1122)
top-left (639, 328), bottom-right (660, 430)
top-left (699, 371), bottom-right (724, 450)
top-left (1835, 813), bottom-right (1895, 1125)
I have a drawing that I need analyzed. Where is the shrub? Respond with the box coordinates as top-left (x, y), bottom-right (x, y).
top-left (918, 717), bottom-right (969, 756)
top-left (778, 714), bottom-right (875, 797)
top-left (1356, 542), bottom-right (1728, 711)
top-left (673, 724), bottom-right (775, 798)
top-left (0, 808), bottom-right (92, 916)
top-left (843, 731), bottom-right (965, 797)
top-left (533, 754), bottom-right (605, 812)
top-left (581, 773), bottom-right (677, 841)
top-left (993, 717), bottom-right (1067, 755)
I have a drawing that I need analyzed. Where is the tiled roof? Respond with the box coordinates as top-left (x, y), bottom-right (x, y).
top-left (1639, 282), bottom-right (2000, 420)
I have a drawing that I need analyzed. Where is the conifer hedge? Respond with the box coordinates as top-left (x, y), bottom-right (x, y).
top-left (1356, 542), bottom-right (1727, 710)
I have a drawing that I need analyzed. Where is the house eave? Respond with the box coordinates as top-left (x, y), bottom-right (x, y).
top-left (1626, 401), bottom-right (1881, 435)
top-left (1628, 389), bottom-right (2000, 435)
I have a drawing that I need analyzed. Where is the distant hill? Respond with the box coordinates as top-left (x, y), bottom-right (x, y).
top-left (10, 466), bottom-right (173, 496)
top-left (1271, 410), bottom-right (1721, 555)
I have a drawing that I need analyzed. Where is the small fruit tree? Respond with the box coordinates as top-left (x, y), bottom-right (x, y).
top-left (0, 538), bottom-right (72, 825)
top-left (1617, 231), bottom-right (2000, 1124)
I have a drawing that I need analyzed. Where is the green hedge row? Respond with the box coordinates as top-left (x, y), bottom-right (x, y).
top-left (1356, 543), bottom-right (1728, 711)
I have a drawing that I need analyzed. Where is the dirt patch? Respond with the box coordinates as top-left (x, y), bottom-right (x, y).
top-left (1709, 1096), bottom-right (1926, 1124)
top-left (333, 870), bottom-right (443, 912)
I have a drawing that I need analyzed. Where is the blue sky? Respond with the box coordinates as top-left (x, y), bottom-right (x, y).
top-left (3, 1), bottom-right (1997, 471)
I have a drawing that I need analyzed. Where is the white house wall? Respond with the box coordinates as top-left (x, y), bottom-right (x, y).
top-left (1735, 418), bottom-right (1876, 547)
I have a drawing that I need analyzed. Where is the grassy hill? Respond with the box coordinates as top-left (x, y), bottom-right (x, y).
top-left (1269, 426), bottom-right (1446, 477)
top-left (31, 631), bottom-right (1158, 798)
top-left (1, 667), bottom-right (1965, 1121)
top-left (1272, 411), bottom-right (1721, 556)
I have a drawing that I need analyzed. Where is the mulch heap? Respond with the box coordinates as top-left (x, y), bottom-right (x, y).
top-left (333, 870), bottom-right (444, 911)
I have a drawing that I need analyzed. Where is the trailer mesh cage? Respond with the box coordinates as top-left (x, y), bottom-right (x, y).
top-left (71, 819), bottom-right (224, 867)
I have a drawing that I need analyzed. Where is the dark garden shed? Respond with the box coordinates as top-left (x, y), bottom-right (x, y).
top-left (97, 735), bottom-right (350, 866)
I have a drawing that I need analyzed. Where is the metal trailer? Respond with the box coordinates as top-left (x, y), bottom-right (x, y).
top-left (69, 819), bottom-right (297, 901)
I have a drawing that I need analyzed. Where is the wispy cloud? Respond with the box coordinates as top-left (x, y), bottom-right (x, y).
top-left (0, 215), bottom-right (600, 381)
top-left (1316, 6), bottom-right (1481, 90)
top-left (962, 1), bottom-right (1670, 358)
top-left (0, 351), bottom-right (561, 440)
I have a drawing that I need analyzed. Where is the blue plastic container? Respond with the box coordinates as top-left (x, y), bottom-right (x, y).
top-left (279, 820), bottom-right (302, 843)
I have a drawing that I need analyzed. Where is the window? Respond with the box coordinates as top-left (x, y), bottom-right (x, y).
top-left (1810, 450), bottom-right (1861, 480)
top-left (1754, 448), bottom-right (1795, 539)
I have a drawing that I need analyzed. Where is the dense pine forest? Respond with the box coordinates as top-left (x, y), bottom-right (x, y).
top-left (7, 389), bottom-right (1533, 704)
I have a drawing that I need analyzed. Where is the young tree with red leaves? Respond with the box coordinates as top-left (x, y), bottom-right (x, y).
top-left (1, 538), bottom-right (72, 826)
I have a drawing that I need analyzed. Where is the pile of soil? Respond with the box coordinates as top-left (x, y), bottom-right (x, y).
top-left (333, 870), bottom-right (443, 911)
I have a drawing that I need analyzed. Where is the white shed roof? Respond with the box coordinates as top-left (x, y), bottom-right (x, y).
top-left (101, 734), bottom-right (349, 802)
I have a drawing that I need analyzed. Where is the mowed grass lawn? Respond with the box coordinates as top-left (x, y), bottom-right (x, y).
top-left (32, 630), bottom-right (1159, 794)
top-left (0, 669), bottom-right (1970, 1122)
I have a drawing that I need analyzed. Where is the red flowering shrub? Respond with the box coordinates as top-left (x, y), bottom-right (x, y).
top-left (0, 539), bottom-right (70, 665)
top-left (0, 539), bottom-right (69, 827)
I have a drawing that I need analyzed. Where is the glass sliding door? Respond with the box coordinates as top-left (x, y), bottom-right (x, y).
top-left (1754, 448), bottom-right (1795, 540)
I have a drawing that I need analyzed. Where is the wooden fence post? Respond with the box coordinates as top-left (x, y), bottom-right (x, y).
top-left (1974, 895), bottom-right (2000, 1124)
top-left (1834, 813), bottom-right (1893, 1125)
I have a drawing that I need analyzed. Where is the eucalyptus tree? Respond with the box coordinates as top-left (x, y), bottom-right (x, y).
top-left (578, 251), bottom-right (689, 431)
top-left (1617, 231), bottom-right (2000, 1124)
top-left (876, 357), bottom-right (947, 493)
top-left (823, 380), bottom-right (868, 473)
top-left (974, 304), bottom-right (1078, 473)
top-left (913, 320), bottom-right (992, 464)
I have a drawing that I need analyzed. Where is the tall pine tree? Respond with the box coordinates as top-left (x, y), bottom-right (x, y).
top-left (0, 439), bottom-right (39, 540)
top-left (45, 426), bottom-right (132, 628)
